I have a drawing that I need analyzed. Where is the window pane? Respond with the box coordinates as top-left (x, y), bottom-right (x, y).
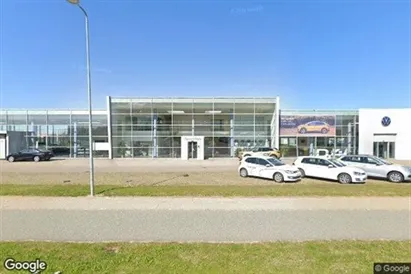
top-left (27, 112), bottom-right (46, 125)
top-left (158, 137), bottom-right (172, 147)
top-left (234, 102), bottom-right (254, 114)
top-left (172, 115), bottom-right (192, 125)
top-left (336, 115), bottom-right (355, 126)
top-left (214, 102), bottom-right (234, 114)
top-left (194, 125), bottom-right (212, 135)
top-left (131, 101), bottom-right (152, 114)
top-left (254, 103), bottom-right (275, 114)
top-left (172, 137), bottom-right (181, 147)
top-left (213, 137), bottom-right (230, 157)
top-left (233, 115), bottom-right (254, 125)
top-left (153, 102), bottom-right (172, 114)
top-left (157, 114), bottom-right (172, 125)
top-left (112, 136), bottom-right (132, 147)
top-left (336, 125), bottom-right (355, 136)
top-left (173, 125), bottom-right (192, 136)
top-left (234, 125), bottom-right (254, 136)
top-left (194, 115), bottom-right (212, 125)
top-left (172, 102), bottom-right (193, 114)
top-left (193, 102), bottom-right (213, 114)
top-left (132, 139), bottom-right (153, 158)
top-left (389, 142), bottom-right (395, 158)
top-left (297, 137), bottom-right (315, 156)
top-left (112, 114), bottom-right (130, 125)
top-left (158, 147), bottom-right (172, 157)
top-left (6, 112), bottom-right (27, 131)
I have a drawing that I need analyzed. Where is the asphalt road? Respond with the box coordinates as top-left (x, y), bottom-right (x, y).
top-left (1, 197), bottom-right (410, 242)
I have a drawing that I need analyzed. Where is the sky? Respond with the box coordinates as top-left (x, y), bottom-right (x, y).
top-left (0, 0), bottom-right (410, 110)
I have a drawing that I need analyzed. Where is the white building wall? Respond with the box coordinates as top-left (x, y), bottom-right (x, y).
top-left (359, 108), bottom-right (411, 160)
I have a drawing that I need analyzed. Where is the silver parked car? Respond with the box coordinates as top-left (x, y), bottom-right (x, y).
top-left (338, 154), bottom-right (411, 183)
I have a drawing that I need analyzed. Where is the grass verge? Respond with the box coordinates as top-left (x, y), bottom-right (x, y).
top-left (1, 241), bottom-right (410, 273)
top-left (0, 183), bottom-right (410, 197)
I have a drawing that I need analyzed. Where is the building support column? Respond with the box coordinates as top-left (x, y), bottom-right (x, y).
top-left (69, 112), bottom-right (72, 158)
top-left (45, 111), bottom-right (49, 150)
top-left (106, 96), bottom-right (113, 159)
top-left (191, 117), bottom-right (195, 136)
top-left (73, 122), bottom-right (78, 158)
top-left (29, 122), bottom-right (36, 149)
top-left (347, 122), bottom-right (352, 154)
top-left (230, 113), bottom-right (234, 157)
top-left (153, 114), bottom-right (157, 158)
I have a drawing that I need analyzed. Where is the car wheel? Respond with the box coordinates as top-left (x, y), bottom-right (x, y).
top-left (239, 168), bottom-right (248, 178)
top-left (321, 128), bottom-right (328, 134)
top-left (273, 172), bottom-right (284, 183)
top-left (387, 171), bottom-right (404, 183)
top-left (8, 156), bottom-right (14, 163)
top-left (269, 154), bottom-right (278, 159)
top-left (299, 128), bottom-right (306, 134)
top-left (243, 154), bottom-right (251, 157)
top-left (33, 156), bottom-right (41, 162)
top-left (298, 168), bottom-right (305, 178)
top-left (338, 173), bottom-right (352, 184)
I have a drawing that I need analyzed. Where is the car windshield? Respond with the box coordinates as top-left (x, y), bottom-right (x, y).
top-left (374, 157), bottom-right (392, 165)
top-left (266, 158), bottom-right (285, 166)
top-left (329, 159), bottom-right (346, 167)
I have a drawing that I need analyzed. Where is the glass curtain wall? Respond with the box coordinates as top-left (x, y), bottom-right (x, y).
top-left (335, 114), bottom-right (358, 155)
top-left (279, 110), bottom-right (359, 157)
top-left (2, 110), bottom-right (108, 158)
top-left (233, 99), bottom-right (274, 155)
top-left (110, 98), bottom-right (277, 158)
top-left (111, 101), bottom-right (133, 158)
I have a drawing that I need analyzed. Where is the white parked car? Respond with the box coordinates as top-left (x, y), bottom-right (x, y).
top-left (238, 156), bottom-right (301, 183)
top-left (338, 155), bottom-right (411, 183)
top-left (293, 156), bottom-right (367, 184)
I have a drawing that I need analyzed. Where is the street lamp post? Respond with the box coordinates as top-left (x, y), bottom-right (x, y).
top-left (66, 0), bottom-right (95, 196)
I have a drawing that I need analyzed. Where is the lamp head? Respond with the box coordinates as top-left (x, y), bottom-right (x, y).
top-left (66, 0), bottom-right (80, 4)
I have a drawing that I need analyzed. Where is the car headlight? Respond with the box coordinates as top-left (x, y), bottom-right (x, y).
top-left (353, 172), bottom-right (363, 176)
top-left (285, 170), bottom-right (294, 174)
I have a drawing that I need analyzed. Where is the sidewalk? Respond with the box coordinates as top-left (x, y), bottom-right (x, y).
top-left (2, 196), bottom-right (410, 211)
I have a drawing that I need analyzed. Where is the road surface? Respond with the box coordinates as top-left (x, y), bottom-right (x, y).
top-left (1, 197), bottom-right (410, 242)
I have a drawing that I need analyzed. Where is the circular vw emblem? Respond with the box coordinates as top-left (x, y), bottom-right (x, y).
top-left (381, 116), bottom-right (391, 127)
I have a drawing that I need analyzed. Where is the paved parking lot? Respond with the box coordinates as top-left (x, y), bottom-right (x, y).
top-left (1, 158), bottom-right (409, 185)
top-left (0, 158), bottom-right (240, 173)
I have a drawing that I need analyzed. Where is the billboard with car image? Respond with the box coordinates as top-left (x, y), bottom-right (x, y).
top-left (280, 115), bottom-right (336, 136)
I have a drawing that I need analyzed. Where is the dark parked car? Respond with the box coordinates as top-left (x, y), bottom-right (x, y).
top-left (6, 149), bottom-right (54, 162)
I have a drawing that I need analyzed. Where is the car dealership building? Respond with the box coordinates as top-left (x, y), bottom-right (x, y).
top-left (0, 96), bottom-right (410, 161)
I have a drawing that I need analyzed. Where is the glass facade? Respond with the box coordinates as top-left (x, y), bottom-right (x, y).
top-left (0, 98), bottom-right (361, 160)
top-left (0, 110), bottom-right (109, 158)
top-left (110, 97), bottom-right (278, 158)
top-left (279, 110), bottom-right (359, 157)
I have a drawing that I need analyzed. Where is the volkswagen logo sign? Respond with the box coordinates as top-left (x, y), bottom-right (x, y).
top-left (381, 116), bottom-right (391, 127)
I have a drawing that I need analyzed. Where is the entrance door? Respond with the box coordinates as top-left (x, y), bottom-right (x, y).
top-left (373, 141), bottom-right (395, 159)
top-left (0, 137), bottom-right (5, 159)
top-left (297, 137), bottom-right (315, 156)
top-left (188, 141), bottom-right (198, 159)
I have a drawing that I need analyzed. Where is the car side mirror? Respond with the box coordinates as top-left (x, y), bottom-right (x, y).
top-left (328, 164), bottom-right (334, 168)
top-left (265, 164), bottom-right (271, 167)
